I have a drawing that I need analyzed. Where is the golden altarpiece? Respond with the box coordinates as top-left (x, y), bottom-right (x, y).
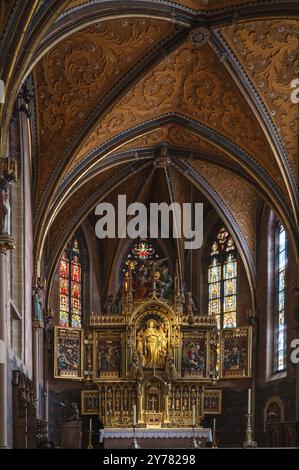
top-left (54, 242), bottom-right (251, 429)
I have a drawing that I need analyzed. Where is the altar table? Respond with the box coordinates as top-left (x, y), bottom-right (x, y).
top-left (103, 427), bottom-right (212, 449)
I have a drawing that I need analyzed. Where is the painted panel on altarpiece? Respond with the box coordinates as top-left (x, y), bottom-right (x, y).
top-left (95, 333), bottom-right (121, 379)
top-left (81, 390), bottom-right (99, 415)
top-left (54, 326), bottom-right (83, 379)
top-left (220, 327), bottom-right (252, 379)
top-left (182, 332), bottom-right (207, 378)
top-left (203, 390), bottom-right (222, 414)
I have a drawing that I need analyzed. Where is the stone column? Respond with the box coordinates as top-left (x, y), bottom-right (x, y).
top-left (0, 235), bottom-right (15, 448)
top-left (32, 325), bottom-right (42, 417)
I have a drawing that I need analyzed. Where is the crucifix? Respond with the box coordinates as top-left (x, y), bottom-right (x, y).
top-left (150, 395), bottom-right (158, 412)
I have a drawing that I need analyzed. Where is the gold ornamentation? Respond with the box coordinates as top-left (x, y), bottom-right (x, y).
top-left (33, 18), bottom-right (174, 205)
top-left (53, 278), bottom-right (226, 428)
top-left (220, 326), bottom-right (252, 379)
top-left (189, 160), bottom-right (258, 251)
top-left (138, 318), bottom-right (168, 368)
top-left (70, 42), bottom-right (279, 192)
top-left (110, 126), bottom-right (229, 161)
top-left (222, 19), bottom-right (299, 175)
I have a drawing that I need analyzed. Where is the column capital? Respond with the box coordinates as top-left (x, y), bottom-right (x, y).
top-left (0, 158), bottom-right (17, 181)
top-left (32, 320), bottom-right (44, 329)
top-left (0, 235), bottom-right (15, 254)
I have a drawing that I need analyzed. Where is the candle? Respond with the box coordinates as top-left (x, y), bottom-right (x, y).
top-left (89, 418), bottom-right (92, 431)
top-left (192, 404), bottom-right (196, 426)
top-left (132, 404), bottom-right (136, 426)
top-left (247, 388), bottom-right (251, 415)
top-left (213, 418), bottom-right (216, 431)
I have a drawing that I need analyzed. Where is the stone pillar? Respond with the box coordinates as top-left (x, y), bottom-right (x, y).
top-left (0, 235), bottom-right (15, 448)
top-left (32, 326), bottom-right (41, 417)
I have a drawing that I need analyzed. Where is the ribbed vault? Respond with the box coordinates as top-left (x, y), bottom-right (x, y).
top-left (0, 0), bottom-right (298, 294)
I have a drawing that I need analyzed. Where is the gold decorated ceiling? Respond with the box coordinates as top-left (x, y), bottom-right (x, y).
top-left (67, 41), bottom-right (282, 188)
top-left (33, 17), bottom-right (175, 205)
top-left (221, 19), bottom-right (299, 174)
top-left (30, 7), bottom-right (299, 264)
top-left (109, 126), bottom-right (231, 161)
top-left (189, 160), bottom-right (258, 251)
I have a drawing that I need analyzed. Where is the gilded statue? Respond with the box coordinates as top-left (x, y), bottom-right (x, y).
top-left (137, 319), bottom-right (168, 368)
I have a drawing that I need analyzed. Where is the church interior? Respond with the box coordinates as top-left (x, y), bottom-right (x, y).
top-left (0, 0), bottom-right (298, 449)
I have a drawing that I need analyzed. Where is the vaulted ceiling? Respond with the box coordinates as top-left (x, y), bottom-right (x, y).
top-left (0, 0), bottom-right (298, 296)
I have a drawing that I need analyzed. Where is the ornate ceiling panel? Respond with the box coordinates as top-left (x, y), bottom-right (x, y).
top-left (109, 126), bottom-right (230, 161)
top-left (189, 160), bottom-right (258, 252)
top-left (69, 42), bottom-right (282, 189)
top-left (221, 19), bottom-right (299, 176)
top-left (33, 17), bottom-right (174, 205)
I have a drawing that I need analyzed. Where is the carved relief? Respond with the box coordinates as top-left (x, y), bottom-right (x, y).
top-left (222, 19), bottom-right (299, 175)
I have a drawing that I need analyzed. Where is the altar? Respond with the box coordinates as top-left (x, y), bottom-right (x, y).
top-left (52, 243), bottom-right (252, 443)
top-left (103, 427), bottom-right (212, 449)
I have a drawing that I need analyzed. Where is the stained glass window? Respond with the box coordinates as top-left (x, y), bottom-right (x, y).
top-left (208, 227), bottom-right (237, 329)
top-left (121, 238), bottom-right (159, 282)
top-left (274, 223), bottom-right (287, 372)
top-left (59, 237), bottom-right (82, 328)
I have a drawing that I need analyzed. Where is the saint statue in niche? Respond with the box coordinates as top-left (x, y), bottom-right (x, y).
top-left (0, 170), bottom-right (15, 235)
top-left (32, 287), bottom-right (43, 323)
top-left (144, 320), bottom-right (160, 365)
top-left (137, 318), bottom-right (168, 368)
top-left (0, 184), bottom-right (10, 234)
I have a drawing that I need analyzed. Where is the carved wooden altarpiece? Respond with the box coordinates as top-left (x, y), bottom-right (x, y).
top-left (53, 256), bottom-right (252, 429)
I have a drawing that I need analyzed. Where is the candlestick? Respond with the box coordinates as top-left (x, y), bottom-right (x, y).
top-left (87, 419), bottom-right (93, 449)
top-left (247, 388), bottom-right (251, 415)
top-left (243, 413), bottom-right (257, 448)
top-left (132, 404), bottom-right (136, 426)
top-left (212, 418), bottom-right (217, 448)
top-left (192, 404), bottom-right (196, 426)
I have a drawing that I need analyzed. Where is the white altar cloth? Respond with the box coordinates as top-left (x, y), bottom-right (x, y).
top-left (103, 427), bottom-right (212, 442)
